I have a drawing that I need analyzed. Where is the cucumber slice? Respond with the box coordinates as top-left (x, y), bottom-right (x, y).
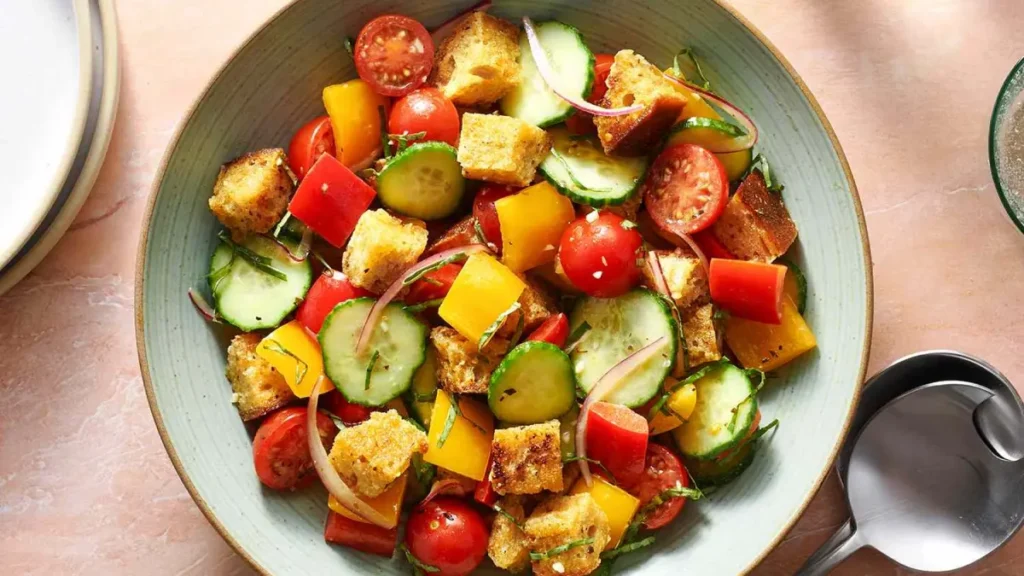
top-left (685, 442), bottom-right (756, 487)
top-left (540, 127), bottom-right (649, 207)
top-left (779, 257), bottom-right (808, 314)
top-left (717, 148), bottom-right (753, 182)
top-left (377, 142), bottom-right (465, 220)
top-left (319, 297), bottom-right (428, 407)
top-left (673, 363), bottom-right (757, 460)
top-left (489, 341), bottom-right (576, 424)
top-left (569, 290), bottom-right (678, 407)
top-left (208, 235), bottom-right (312, 331)
top-left (667, 117), bottom-right (747, 151)
top-left (407, 346), bottom-right (439, 428)
top-left (500, 21), bottom-right (594, 127)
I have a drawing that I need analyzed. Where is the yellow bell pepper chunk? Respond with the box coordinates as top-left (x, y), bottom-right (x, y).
top-left (495, 182), bottom-right (575, 272)
top-left (329, 472), bottom-right (408, 525)
top-left (322, 79), bottom-right (388, 170)
top-left (664, 70), bottom-right (721, 123)
top-left (424, 390), bottom-right (494, 480)
top-left (438, 253), bottom-right (526, 344)
top-left (570, 476), bottom-right (640, 550)
top-left (255, 320), bottom-right (332, 398)
top-left (725, 295), bottom-right (817, 372)
top-left (648, 380), bottom-right (698, 436)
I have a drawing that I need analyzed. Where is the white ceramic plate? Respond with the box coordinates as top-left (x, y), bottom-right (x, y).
top-left (0, 0), bottom-right (93, 269)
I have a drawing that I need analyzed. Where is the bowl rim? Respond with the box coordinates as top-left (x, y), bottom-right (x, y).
top-left (134, 1), bottom-right (873, 574)
top-left (988, 56), bottom-right (1024, 235)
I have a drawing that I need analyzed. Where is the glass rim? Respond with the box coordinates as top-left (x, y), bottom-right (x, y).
top-left (988, 56), bottom-right (1024, 235)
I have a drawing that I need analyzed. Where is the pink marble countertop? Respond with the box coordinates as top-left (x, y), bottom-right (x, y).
top-left (2, 0), bottom-right (1024, 574)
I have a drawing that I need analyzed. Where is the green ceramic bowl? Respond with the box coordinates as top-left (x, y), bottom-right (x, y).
top-left (136, 1), bottom-right (872, 574)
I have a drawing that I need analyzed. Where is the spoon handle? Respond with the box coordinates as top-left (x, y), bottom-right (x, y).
top-left (794, 518), bottom-right (864, 576)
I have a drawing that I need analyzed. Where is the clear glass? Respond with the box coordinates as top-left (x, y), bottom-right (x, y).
top-left (989, 57), bottom-right (1024, 235)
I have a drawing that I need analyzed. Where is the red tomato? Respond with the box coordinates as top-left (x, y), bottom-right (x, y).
top-left (693, 229), bottom-right (735, 260)
top-left (324, 510), bottom-right (397, 556)
top-left (473, 458), bottom-right (498, 507)
top-left (426, 216), bottom-right (478, 256)
top-left (565, 53), bottom-right (615, 134)
top-left (472, 184), bottom-right (519, 248)
top-left (643, 144), bottom-right (729, 235)
top-left (631, 444), bottom-right (689, 530)
top-left (321, 390), bottom-right (375, 425)
top-left (354, 15), bottom-right (435, 97)
top-left (295, 271), bottom-right (371, 333)
top-left (405, 263), bottom-right (463, 305)
top-left (526, 313), bottom-right (569, 347)
top-left (252, 407), bottom-right (336, 491)
top-left (288, 116), bottom-right (335, 179)
top-left (709, 258), bottom-right (787, 324)
top-left (585, 402), bottom-right (649, 487)
top-left (389, 88), bottom-right (460, 147)
top-left (288, 154), bottom-right (376, 248)
top-left (405, 497), bottom-right (489, 576)
top-left (558, 211), bottom-right (644, 298)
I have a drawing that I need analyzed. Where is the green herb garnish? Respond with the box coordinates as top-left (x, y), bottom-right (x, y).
top-left (564, 321), bottom-right (592, 353)
top-left (478, 302), bottom-right (522, 350)
top-left (404, 298), bottom-right (445, 314)
top-left (562, 455), bottom-right (617, 485)
top-left (410, 389), bottom-right (438, 403)
top-left (261, 339), bottom-right (309, 385)
top-left (343, 37), bottom-right (355, 58)
top-left (400, 543), bottom-right (440, 574)
top-left (601, 536), bottom-right (656, 561)
top-left (493, 504), bottom-right (526, 531)
top-left (670, 47), bottom-right (712, 92)
top-left (390, 131), bottom-right (428, 155)
top-left (216, 231), bottom-right (287, 281)
top-left (378, 106), bottom-right (390, 158)
top-left (505, 307), bottom-right (526, 352)
top-left (403, 252), bottom-right (471, 286)
top-left (364, 350), bottom-right (380, 391)
top-left (529, 537), bottom-right (595, 562)
top-left (747, 153), bottom-right (784, 193)
top-left (436, 398), bottom-right (459, 449)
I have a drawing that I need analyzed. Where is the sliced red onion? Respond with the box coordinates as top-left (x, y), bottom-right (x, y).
top-left (576, 336), bottom-right (669, 486)
top-left (523, 17), bottom-right (642, 118)
top-left (430, 0), bottom-right (492, 43)
top-left (355, 244), bottom-right (489, 356)
top-left (677, 232), bottom-right (709, 276)
top-left (663, 73), bottom-right (758, 153)
top-left (269, 226), bottom-right (313, 263)
top-left (646, 252), bottom-right (686, 372)
top-left (421, 478), bottom-right (468, 506)
top-left (187, 288), bottom-right (221, 323)
top-left (349, 148), bottom-right (382, 173)
top-left (307, 381), bottom-right (394, 528)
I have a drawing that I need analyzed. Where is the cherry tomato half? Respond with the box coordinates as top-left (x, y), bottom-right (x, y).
top-left (629, 444), bottom-right (689, 530)
top-left (565, 53), bottom-right (615, 135)
top-left (320, 390), bottom-right (375, 425)
top-left (295, 270), bottom-right (372, 333)
top-left (252, 407), bottom-right (336, 491)
top-left (472, 184), bottom-right (519, 248)
top-left (405, 497), bottom-right (489, 576)
top-left (558, 211), bottom-right (644, 298)
top-left (288, 116), bottom-right (336, 179)
top-left (354, 15), bottom-right (435, 97)
top-left (526, 313), bottom-right (569, 347)
top-left (389, 88), bottom-right (460, 147)
top-left (643, 143), bottom-right (730, 235)
top-left (405, 263), bottom-right (463, 304)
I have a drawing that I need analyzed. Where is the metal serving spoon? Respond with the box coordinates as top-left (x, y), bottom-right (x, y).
top-left (796, 380), bottom-right (1024, 575)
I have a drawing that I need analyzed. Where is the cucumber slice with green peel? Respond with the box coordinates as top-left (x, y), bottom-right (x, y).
top-left (208, 235), bottom-right (312, 331)
top-left (407, 346), bottom-right (439, 428)
top-left (667, 117), bottom-right (748, 151)
top-left (673, 363), bottom-right (758, 460)
top-left (377, 142), bottom-right (465, 220)
top-left (779, 257), bottom-right (808, 314)
top-left (489, 341), bottom-right (576, 424)
top-left (569, 290), bottom-right (678, 408)
top-left (500, 21), bottom-right (594, 127)
top-left (319, 297), bottom-right (428, 407)
top-left (540, 128), bottom-right (649, 207)
top-left (685, 441), bottom-right (756, 487)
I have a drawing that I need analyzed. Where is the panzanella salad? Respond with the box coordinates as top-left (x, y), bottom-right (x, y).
top-left (191, 6), bottom-right (815, 576)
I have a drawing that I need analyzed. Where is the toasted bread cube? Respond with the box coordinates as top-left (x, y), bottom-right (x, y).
top-left (225, 333), bottom-right (295, 421)
top-left (642, 249), bottom-right (710, 313)
top-left (328, 410), bottom-right (429, 499)
top-left (491, 421), bottom-right (563, 495)
top-left (432, 12), bottom-right (521, 106)
top-left (457, 113), bottom-right (551, 186)
top-left (208, 148), bottom-right (293, 239)
top-left (683, 304), bottom-right (722, 367)
top-left (342, 209), bottom-right (429, 293)
top-left (525, 493), bottom-right (611, 576)
top-left (488, 496), bottom-right (531, 572)
top-left (426, 215), bottom-right (479, 255)
top-left (711, 171), bottom-right (798, 262)
top-left (594, 50), bottom-right (688, 156)
top-left (430, 326), bottom-right (509, 394)
top-left (498, 275), bottom-right (558, 338)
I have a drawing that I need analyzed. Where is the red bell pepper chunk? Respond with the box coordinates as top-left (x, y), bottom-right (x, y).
top-left (474, 458), bottom-right (498, 506)
top-left (405, 263), bottom-right (463, 305)
top-left (709, 258), bottom-right (787, 324)
top-left (288, 154), bottom-right (376, 247)
top-left (585, 402), bottom-right (649, 487)
top-left (693, 230), bottom-right (735, 260)
top-left (324, 510), bottom-right (397, 557)
top-left (525, 313), bottom-right (569, 348)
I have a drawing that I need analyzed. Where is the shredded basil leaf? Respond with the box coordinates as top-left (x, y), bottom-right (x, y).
top-left (400, 543), bottom-right (440, 574)
top-left (207, 252), bottom-right (235, 293)
top-left (493, 504), bottom-right (526, 531)
top-left (261, 339), bottom-right (309, 386)
top-left (364, 350), bottom-right (380, 391)
top-left (436, 397), bottom-right (459, 448)
top-left (390, 131), bottom-right (427, 155)
top-left (403, 253), bottom-right (470, 286)
top-left (216, 231), bottom-right (288, 281)
top-left (562, 455), bottom-right (617, 485)
top-left (343, 37), bottom-right (355, 58)
top-left (670, 47), bottom-right (712, 92)
top-left (601, 536), bottom-right (656, 561)
top-left (529, 537), bottom-right (595, 562)
top-left (410, 389), bottom-right (438, 403)
top-left (478, 302), bottom-right (521, 350)
top-left (506, 307), bottom-right (526, 352)
top-left (564, 321), bottom-right (592, 354)
top-left (404, 298), bottom-right (445, 314)
top-left (747, 153), bottom-right (784, 193)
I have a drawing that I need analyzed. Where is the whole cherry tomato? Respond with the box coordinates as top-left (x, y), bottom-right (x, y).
top-left (558, 211), bottom-right (644, 297)
top-left (404, 497), bottom-right (489, 576)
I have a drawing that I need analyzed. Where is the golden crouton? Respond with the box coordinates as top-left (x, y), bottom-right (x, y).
top-left (491, 421), bottom-right (563, 495)
top-left (225, 333), bottom-right (295, 421)
top-left (430, 326), bottom-right (509, 394)
top-left (432, 12), bottom-right (521, 106)
top-left (342, 209), bottom-right (429, 293)
top-left (711, 170), bottom-right (798, 262)
top-left (594, 50), bottom-right (688, 156)
top-left (328, 410), bottom-right (428, 499)
top-left (208, 148), bottom-right (293, 239)
top-left (426, 215), bottom-right (479, 255)
top-left (457, 113), bottom-right (551, 186)
top-left (489, 496), bottom-right (531, 573)
top-left (683, 304), bottom-right (722, 368)
top-left (498, 275), bottom-right (558, 338)
top-left (642, 249), bottom-right (710, 313)
top-left (525, 493), bottom-right (611, 576)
